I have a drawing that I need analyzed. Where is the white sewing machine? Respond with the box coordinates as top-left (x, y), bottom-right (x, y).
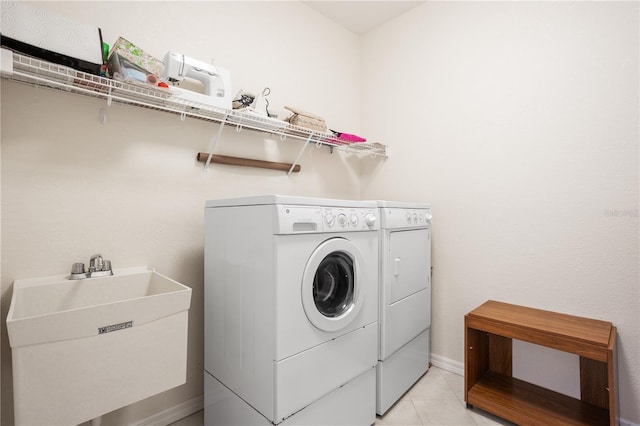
top-left (162, 52), bottom-right (232, 110)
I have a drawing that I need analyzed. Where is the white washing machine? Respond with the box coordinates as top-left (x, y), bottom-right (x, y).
top-left (376, 201), bottom-right (432, 415)
top-left (204, 195), bottom-right (379, 425)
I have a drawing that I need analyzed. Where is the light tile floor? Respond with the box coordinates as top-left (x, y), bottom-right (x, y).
top-left (373, 367), bottom-right (513, 426)
top-left (169, 367), bottom-right (513, 426)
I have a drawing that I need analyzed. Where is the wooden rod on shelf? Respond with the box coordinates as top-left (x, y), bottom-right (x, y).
top-left (196, 153), bottom-right (301, 173)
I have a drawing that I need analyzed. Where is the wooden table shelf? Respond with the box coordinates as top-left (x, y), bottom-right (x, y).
top-left (464, 300), bottom-right (616, 426)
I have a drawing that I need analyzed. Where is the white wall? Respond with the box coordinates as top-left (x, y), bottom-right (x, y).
top-left (361, 1), bottom-right (639, 424)
top-left (2, 1), bottom-right (639, 426)
top-left (0, 2), bottom-right (367, 425)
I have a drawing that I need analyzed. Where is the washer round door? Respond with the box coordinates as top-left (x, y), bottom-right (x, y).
top-left (301, 237), bottom-right (366, 332)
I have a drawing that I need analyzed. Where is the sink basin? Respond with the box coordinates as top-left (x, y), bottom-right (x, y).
top-left (7, 266), bottom-right (192, 426)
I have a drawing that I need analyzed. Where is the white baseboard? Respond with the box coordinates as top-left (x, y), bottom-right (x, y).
top-left (131, 395), bottom-right (203, 426)
top-left (430, 352), bottom-right (464, 376)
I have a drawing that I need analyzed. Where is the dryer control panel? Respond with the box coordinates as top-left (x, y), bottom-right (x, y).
top-left (275, 205), bottom-right (379, 234)
top-left (380, 208), bottom-right (432, 229)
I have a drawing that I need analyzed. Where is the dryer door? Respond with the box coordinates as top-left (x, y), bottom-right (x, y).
top-left (302, 238), bottom-right (366, 332)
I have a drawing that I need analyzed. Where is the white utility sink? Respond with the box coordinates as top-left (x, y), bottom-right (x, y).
top-left (7, 266), bottom-right (192, 426)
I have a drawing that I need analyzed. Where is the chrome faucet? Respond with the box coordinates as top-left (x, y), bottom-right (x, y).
top-left (70, 254), bottom-right (113, 280)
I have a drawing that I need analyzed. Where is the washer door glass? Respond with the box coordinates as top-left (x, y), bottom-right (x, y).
top-left (314, 252), bottom-right (354, 318)
top-left (302, 238), bottom-right (366, 332)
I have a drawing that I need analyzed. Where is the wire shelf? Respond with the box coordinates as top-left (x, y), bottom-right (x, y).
top-left (3, 51), bottom-right (387, 158)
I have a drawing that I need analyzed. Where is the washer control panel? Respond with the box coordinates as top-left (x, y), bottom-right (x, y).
top-left (380, 207), bottom-right (432, 229)
top-left (276, 205), bottom-right (379, 234)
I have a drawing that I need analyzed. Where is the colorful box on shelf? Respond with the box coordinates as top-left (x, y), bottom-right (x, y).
top-left (107, 37), bottom-right (163, 77)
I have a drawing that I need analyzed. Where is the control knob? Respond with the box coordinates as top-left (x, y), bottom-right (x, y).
top-left (365, 212), bottom-right (377, 227)
top-left (325, 212), bottom-right (335, 227)
top-left (350, 214), bottom-right (359, 226)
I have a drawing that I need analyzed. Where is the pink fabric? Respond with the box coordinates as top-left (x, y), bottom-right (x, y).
top-left (338, 133), bottom-right (366, 142)
top-left (331, 130), bottom-right (366, 143)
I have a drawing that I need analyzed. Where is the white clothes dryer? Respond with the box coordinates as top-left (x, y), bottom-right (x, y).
top-left (204, 195), bottom-right (379, 425)
top-left (376, 200), bottom-right (432, 415)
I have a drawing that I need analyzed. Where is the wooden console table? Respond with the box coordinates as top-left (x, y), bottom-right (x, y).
top-left (464, 300), bottom-right (616, 426)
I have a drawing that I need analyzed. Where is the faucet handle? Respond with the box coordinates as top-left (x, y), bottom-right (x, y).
top-left (70, 263), bottom-right (87, 280)
top-left (71, 263), bottom-right (86, 274)
top-left (103, 260), bottom-right (112, 272)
